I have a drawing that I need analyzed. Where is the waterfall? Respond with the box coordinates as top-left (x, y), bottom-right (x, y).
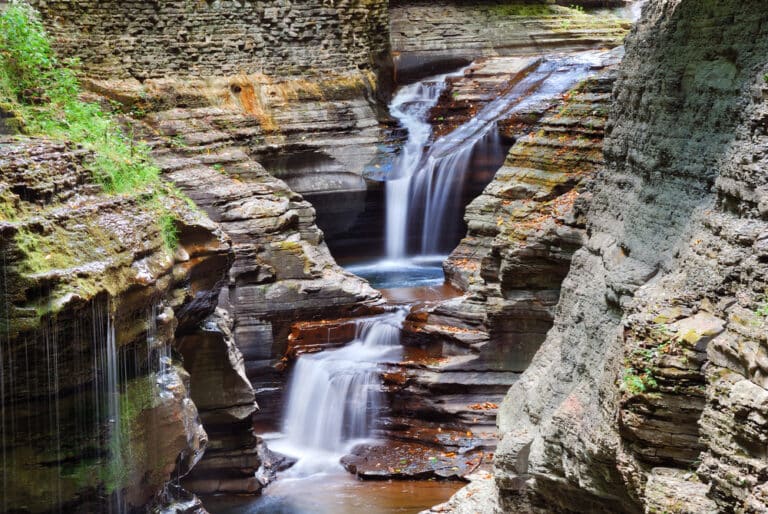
top-left (385, 54), bottom-right (604, 258)
top-left (279, 310), bottom-right (406, 472)
top-left (386, 69), bottom-right (466, 260)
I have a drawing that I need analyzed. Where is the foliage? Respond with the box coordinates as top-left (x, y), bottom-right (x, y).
top-left (158, 214), bottom-right (180, 251)
top-left (756, 296), bottom-right (768, 317)
top-left (1, 2), bottom-right (187, 255)
top-left (0, 2), bottom-right (162, 195)
top-left (622, 367), bottom-right (658, 395)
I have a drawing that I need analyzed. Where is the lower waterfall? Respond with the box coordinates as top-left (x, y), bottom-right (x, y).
top-left (274, 309), bottom-right (406, 474)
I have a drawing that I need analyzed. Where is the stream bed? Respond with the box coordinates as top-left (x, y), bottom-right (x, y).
top-left (203, 476), bottom-right (462, 514)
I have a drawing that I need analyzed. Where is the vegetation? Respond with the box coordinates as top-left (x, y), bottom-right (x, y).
top-left (622, 367), bottom-right (659, 395)
top-left (158, 213), bottom-right (180, 251)
top-left (756, 295), bottom-right (768, 317)
top-left (0, 2), bottom-right (182, 249)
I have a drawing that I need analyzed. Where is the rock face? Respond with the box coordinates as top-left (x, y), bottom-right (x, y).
top-left (390, 0), bottom-right (632, 81)
top-left (481, 1), bottom-right (768, 513)
top-left (0, 138), bottom-right (232, 512)
top-left (31, 0), bottom-right (393, 256)
top-left (24, 0), bottom-right (386, 501)
top-left (133, 99), bottom-right (383, 430)
top-left (177, 309), bottom-right (261, 496)
top-left (28, 0), bottom-right (390, 81)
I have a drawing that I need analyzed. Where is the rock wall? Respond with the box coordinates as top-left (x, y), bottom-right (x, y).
top-left (118, 84), bottom-right (383, 435)
top-left (32, 0), bottom-right (393, 246)
top-left (29, 0), bottom-right (388, 431)
top-left (482, 1), bottom-right (768, 513)
top-left (0, 138), bottom-right (232, 512)
top-left (390, 0), bottom-right (632, 81)
top-left (29, 0), bottom-right (389, 81)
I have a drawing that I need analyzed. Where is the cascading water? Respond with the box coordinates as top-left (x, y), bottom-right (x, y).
top-left (273, 310), bottom-right (405, 473)
top-left (385, 70), bottom-right (466, 260)
top-left (385, 52), bottom-right (608, 259)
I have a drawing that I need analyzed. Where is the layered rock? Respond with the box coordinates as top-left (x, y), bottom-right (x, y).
top-left (480, 1), bottom-right (768, 512)
top-left (0, 138), bottom-right (231, 512)
top-left (31, 0), bottom-right (393, 259)
top-left (130, 99), bottom-right (383, 430)
top-left (390, 0), bottom-right (633, 81)
top-left (177, 309), bottom-right (260, 496)
top-left (28, 0), bottom-right (390, 81)
top-left (21, 0), bottom-right (389, 501)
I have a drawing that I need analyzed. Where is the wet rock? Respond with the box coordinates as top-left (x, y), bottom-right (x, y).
top-left (388, 59), bottom-right (618, 473)
top-left (342, 440), bottom-right (488, 481)
top-left (0, 138), bottom-right (232, 512)
top-left (178, 309), bottom-right (261, 495)
top-left (478, 1), bottom-right (768, 512)
top-left (112, 95), bottom-right (386, 427)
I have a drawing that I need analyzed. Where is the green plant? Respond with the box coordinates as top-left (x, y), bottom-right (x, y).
top-left (622, 367), bottom-right (658, 395)
top-left (0, 2), bottom-right (160, 195)
top-left (756, 295), bottom-right (768, 317)
top-left (158, 214), bottom-right (179, 251)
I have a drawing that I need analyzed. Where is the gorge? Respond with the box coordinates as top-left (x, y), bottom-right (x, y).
top-left (2, 1), bottom-right (768, 514)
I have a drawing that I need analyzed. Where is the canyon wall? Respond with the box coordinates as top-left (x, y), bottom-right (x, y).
top-left (29, 0), bottom-right (389, 81)
top-left (454, 1), bottom-right (768, 512)
top-left (390, 0), bottom-right (631, 81)
top-left (30, 0), bottom-right (387, 431)
top-left (31, 0), bottom-right (392, 259)
top-left (0, 137), bottom-right (234, 511)
top-left (8, 0), bottom-right (388, 505)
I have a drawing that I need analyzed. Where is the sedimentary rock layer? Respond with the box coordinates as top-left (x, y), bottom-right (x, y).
top-left (0, 138), bottom-right (232, 512)
top-left (485, 1), bottom-right (768, 512)
top-left (29, 0), bottom-right (390, 81)
top-left (390, 0), bottom-right (631, 81)
top-left (356, 57), bottom-right (618, 478)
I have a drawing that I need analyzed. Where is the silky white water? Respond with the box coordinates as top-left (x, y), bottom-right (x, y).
top-left (385, 69), bottom-right (467, 260)
top-left (276, 310), bottom-right (406, 475)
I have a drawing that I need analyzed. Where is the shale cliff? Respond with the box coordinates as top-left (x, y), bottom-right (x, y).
top-left (434, 1), bottom-right (768, 512)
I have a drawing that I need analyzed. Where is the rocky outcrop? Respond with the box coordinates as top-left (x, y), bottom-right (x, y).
top-left (23, 0), bottom-right (387, 500)
top-left (129, 97), bottom-right (383, 429)
top-left (32, 0), bottom-right (393, 257)
top-left (177, 309), bottom-right (260, 496)
top-left (0, 137), bottom-right (231, 512)
top-left (481, 1), bottom-right (768, 513)
top-left (390, 0), bottom-right (632, 81)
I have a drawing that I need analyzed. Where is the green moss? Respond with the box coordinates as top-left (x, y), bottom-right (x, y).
top-left (0, 2), bottom-right (191, 258)
top-left (0, 188), bottom-right (20, 221)
top-left (486, 4), bottom-right (560, 17)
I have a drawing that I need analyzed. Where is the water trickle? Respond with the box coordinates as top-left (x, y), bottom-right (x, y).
top-left (90, 300), bottom-right (127, 514)
top-left (278, 310), bottom-right (406, 472)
